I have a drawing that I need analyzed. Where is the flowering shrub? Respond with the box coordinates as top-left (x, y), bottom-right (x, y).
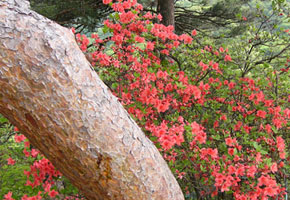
top-left (1, 125), bottom-right (84, 200)
top-left (3, 0), bottom-right (290, 199)
top-left (74, 0), bottom-right (290, 199)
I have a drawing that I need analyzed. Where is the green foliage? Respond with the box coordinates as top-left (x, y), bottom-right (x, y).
top-left (0, 116), bottom-right (35, 199)
top-left (30, 0), bottom-right (112, 33)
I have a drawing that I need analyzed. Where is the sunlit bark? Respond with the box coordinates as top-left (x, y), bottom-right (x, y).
top-left (0, 1), bottom-right (184, 199)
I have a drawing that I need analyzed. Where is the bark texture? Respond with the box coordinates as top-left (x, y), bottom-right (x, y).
top-left (0, 1), bottom-right (184, 200)
top-left (157, 0), bottom-right (175, 28)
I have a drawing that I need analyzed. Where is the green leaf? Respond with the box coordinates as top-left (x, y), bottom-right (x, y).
top-left (134, 72), bottom-right (140, 78)
top-left (0, 115), bottom-right (8, 123)
top-left (176, 82), bottom-right (184, 88)
top-left (260, 150), bottom-right (268, 155)
top-left (111, 83), bottom-right (118, 89)
top-left (212, 134), bottom-right (220, 140)
top-left (200, 165), bottom-right (206, 172)
top-left (253, 142), bottom-right (259, 149)
top-left (264, 158), bottom-right (272, 166)
top-left (136, 43), bottom-right (145, 50)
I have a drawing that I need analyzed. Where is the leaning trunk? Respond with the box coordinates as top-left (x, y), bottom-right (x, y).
top-left (0, 1), bottom-right (184, 199)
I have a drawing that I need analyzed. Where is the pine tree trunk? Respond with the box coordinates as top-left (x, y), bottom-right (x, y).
top-left (0, 1), bottom-right (184, 200)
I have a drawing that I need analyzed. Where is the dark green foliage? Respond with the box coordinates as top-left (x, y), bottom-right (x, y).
top-left (30, 0), bottom-right (113, 33)
top-left (175, 0), bottom-right (253, 36)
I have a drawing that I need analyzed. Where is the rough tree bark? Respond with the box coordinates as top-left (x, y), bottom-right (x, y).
top-left (0, 1), bottom-right (184, 200)
top-left (157, 0), bottom-right (175, 28)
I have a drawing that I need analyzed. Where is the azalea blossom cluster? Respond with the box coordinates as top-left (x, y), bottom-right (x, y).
top-left (73, 0), bottom-right (290, 199)
top-left (5, 129), bottom-right (84, 200)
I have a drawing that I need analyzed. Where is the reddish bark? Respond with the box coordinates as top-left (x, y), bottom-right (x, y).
top-left (0, 1), bottom-right (184, 199)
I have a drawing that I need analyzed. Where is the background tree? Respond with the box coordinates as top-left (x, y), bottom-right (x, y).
top-left (30, 0), bottom-right (113, 33)
top-left (29, 0), bottom-right (253, 35)
top-left (157, 0), bottom-right (175, 27)
top-left (29, 0), bottom-right (289, 37)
